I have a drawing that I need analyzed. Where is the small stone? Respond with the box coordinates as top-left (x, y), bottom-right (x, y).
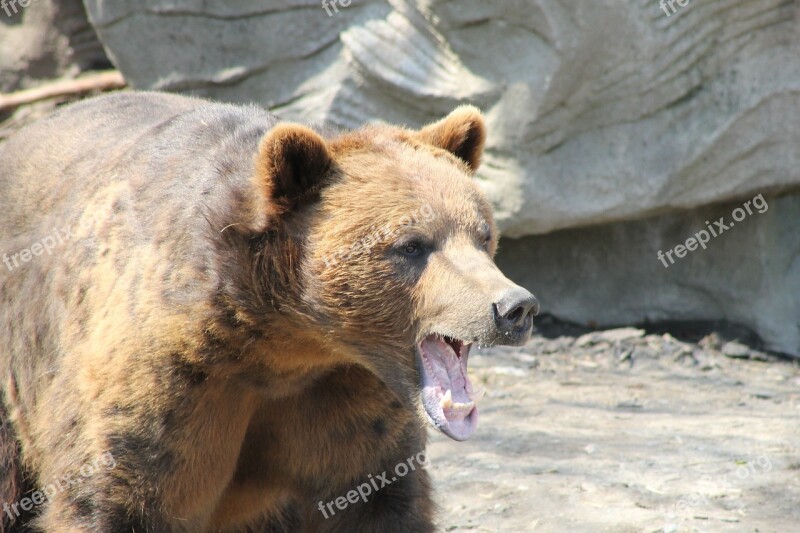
top-left (699, 333), bottom-right (723, 351)
top-left (590, 341), bottom-right (612, 354)
top-left (662, 332), bottom-right (678, 344)
top-left (576, 332), bottom-right (599, 348)
top-left (595, 327), bottom-right (645, 343)
top-left (722, 341), bottom-right (751, 359)
top-left (511, 352), bottom-right (538, 364)
top-left (489, 366), bottom-right (528, 377)
top-left (632, 345), bottom-right (658, 360)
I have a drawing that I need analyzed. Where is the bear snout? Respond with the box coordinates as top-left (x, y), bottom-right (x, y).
top-left (489, 287), bottom-right (538, 346)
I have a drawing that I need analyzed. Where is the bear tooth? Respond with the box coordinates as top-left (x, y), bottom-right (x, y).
top-left (440, 389), bottom-right (453, 409)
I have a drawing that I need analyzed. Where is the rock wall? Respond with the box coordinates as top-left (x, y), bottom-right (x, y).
top-left (496, 193), bottom-right (800, 357)
top-left (80, 0), bottom-right (800, 355)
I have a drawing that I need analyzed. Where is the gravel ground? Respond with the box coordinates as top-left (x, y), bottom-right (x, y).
top-left (427, 318), bottom-right (800, 533)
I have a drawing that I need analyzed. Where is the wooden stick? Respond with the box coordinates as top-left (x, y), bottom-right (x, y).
top-left (0, 71), bottom-right (126, 113)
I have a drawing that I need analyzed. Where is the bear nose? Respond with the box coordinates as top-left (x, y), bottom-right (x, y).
top-left (493, 288), bottom-right (539, 331)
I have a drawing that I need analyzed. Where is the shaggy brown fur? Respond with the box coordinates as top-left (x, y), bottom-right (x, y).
top-left (0, 92), bottom-right (536, 532)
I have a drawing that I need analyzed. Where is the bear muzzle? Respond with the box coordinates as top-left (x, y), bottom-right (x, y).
top-left (416, 287), bottom-right (538, 441)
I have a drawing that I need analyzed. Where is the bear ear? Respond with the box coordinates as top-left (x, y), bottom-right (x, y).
top-left (417, 105), bottom-right (486, 174)
top-left (253, 123), bottom-right (333, 216)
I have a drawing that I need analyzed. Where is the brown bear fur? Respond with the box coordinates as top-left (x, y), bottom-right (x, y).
top-left (0, 92), bottom-right (535, 532)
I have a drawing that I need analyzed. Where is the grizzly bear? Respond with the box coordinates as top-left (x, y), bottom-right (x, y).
top-left (0, 92), bottom-right (538, 532)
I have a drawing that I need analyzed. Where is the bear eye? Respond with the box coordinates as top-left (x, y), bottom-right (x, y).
top-left (396, 240), bottom-right (426, 258)
top-left (482, 231), bottom-right (492, 252)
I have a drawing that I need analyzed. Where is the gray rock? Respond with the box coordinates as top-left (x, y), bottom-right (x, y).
top-left (497, 193), bottom-right (800, 358)
top-left (78, 0), bottom-right (800, 357)
top-left (82, 0), bottom-right (800, 236)
top-left (722, 341), bottom-right (752, 359)
top-left (596, 328), bottom-right (645, 344)
top-left (575, 333), bottom-right (598, 349)
top-left (0, 0), bottom-right (107, 93)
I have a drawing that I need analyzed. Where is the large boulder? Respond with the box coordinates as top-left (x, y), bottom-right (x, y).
top-left (496, 193), bottom-right (800, 358)
top-left (81, 0), bottom-right (800, 355)
top-left (83, 0), bottom-right (800, 233)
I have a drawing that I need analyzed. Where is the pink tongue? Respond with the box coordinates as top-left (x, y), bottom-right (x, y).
top-left (423, 339), bottom-right (471, 403)
top-left (419, 336), bottom-right (478, 441)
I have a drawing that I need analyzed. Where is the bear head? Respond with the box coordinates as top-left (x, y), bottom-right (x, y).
top-left (244, 107), bottom-right (538, 441)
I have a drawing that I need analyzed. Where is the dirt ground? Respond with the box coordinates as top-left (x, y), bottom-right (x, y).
top-left (427, 318), bottom-right (800, 532)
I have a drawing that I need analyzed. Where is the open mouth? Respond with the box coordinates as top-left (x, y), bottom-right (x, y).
top-left (417, 333), bottom-right (483, 441)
